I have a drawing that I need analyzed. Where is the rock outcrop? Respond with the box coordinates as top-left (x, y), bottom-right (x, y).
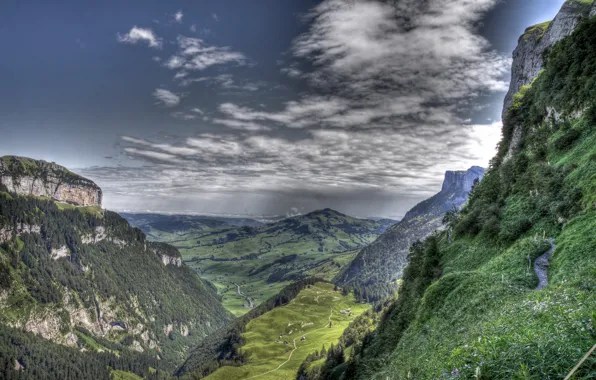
top-left (441, 166), bottom-right (485, 196)
top-left (0, 223), bottom-right (41, 243)
top-left (150, 241), bottom-right (183, 267)
top-left (503, 0), bottom-right (596, 116)
top-left (336, 166), bottom-right (485, 295)
top-left (0, 156), bottom-right (102, 207)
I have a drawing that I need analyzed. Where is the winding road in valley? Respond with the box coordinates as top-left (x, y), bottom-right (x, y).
top-left (234, 283), bottom-right (255, 308)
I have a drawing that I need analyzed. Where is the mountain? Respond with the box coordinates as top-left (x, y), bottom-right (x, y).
top-left (335, 166), bottom-right (485, 300)
top-left (319, 3), bottom-right (596, 379)
top-left (0, 156), bottom-right (232, 377)
top-left (144, 208), bottom-right (396, 316)
top-left (122, 212), bottom-right (264, 239)
top-left (0, 156), bottom-right (102, 206)
top-left (503, 0), bottom-right (596, 116)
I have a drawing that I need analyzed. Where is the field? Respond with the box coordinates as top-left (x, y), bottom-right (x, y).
top-left (126, 209), bottom-right (394, 316)
top-left (204, 282), bottom-right (369, 380)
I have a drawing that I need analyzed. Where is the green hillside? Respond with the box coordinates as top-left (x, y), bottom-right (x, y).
top-left (317, 15), bottom-right (596, 380)
top-left (140, 209), bottom-right (395, 316)
top-left (0, 164), bottom-right (233, 375)
top-left (185, 282), bottom-right (369, 380)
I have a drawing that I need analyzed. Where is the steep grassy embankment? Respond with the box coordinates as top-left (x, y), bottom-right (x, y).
top-left (323, 14), bottom-right (596, 380)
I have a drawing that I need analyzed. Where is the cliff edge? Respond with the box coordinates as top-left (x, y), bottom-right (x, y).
top-left (0, 156), bottom-right (102, 207)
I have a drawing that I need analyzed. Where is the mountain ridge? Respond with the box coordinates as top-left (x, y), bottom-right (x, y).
top-left (0, 157), bottom-right (233, 373)
top-left (0, 155), bottom-right (102, 207)
top-left (335, 166), bottom-right (485, 300)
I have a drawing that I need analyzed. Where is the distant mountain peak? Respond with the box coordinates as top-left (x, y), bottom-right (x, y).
top-left (0, 155), bottom-right (102, 207)
top-left (301, 208), bottom-right (346, 219)
top-left (441, 166), bottom-right (485, 193)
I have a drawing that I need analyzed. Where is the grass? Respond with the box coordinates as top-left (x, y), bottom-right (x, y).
top-left (110, 369), bottom-right (143, 380)
top-left (370, 228), bottom-right (596, 379)
top-left (75, 330), bottom-right (114, 353)
top-left (204, 282), bottom-right (369, 380)
top-left (54, 201), bottom-right (103, 217)
top-left (523, 21), bottom-right (551, 41)
top-left (145, 211), bottom-right (387, 316)
top-left (359, 108), bottom-right (596, 378)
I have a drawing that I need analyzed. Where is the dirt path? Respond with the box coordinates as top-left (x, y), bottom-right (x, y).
top-left (245, 307), bottom-right (334, 379)
top-left (535, 238), bottom-right (556, 290)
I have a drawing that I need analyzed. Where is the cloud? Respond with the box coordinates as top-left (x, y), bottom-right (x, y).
top-left (174, 10), bottom-right (184, 23)
top-left (178, 74), bottom-right (261, 92)
top-left (210, 118), bottom-right (271, 131)
top-left (95, 0), bottom-right (509, 218)
top-left (191, 107), bottom-right (204, 115)
top-left (171, 111), bottom-right (197, 120)
top-left (212, 13), bottom-right (219, 22)
top-left (281, 67), bottom-right (302, 78)
top-left (83, 120), bottom-right (500, 216)
top-left (165, 36), bottom-right (247, 72)
top-left (215, 0), bottom-right (509, 131)
top-left (117, 26), bottom-right (162, 48)
top-left (190, 24), bottom-right (197, 32)
top-left (153, 89), bottom-right (181, 107)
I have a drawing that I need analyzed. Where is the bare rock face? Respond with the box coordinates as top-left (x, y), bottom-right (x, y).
top-left (0, 223), bottom-right (41, 243)
top-left (0, 156), bottom-right (102, 207)
top-left (50, 245), bottom-right (70, 260)
top-left (441, 166), bottom-right (485, 195)
top-left (160, 254), bottom-right (182, 267)
top-left (503, 0), bottom-right (595, 116)
top-left (150, 241), bottom-right (183, 267)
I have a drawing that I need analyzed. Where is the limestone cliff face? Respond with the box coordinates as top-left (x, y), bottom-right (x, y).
top-left (150, 241), bottom-right (183, 267)
top-left (0, 156), bottom-right (102, 207)
top-left (440, 166), bottom-right (485, 197)
top-left (503, 0), bottom-right (596, 116)
top-left (337, 166), bottom-right (485, 293)
top-left (404, 166), bottom-right (485, 222)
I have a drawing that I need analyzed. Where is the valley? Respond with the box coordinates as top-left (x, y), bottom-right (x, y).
top-left (3, 1), bottom-right (596, 379)
top-left (125, 209), bottom-right (395, 316)
top-left (202, 282), bottom-right (367, 380)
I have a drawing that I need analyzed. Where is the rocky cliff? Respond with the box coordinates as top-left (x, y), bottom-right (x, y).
top-left (441, 166), bottom-right (484, 193)
top-left (503, 0), bottom-right (596, 116)
top-left (0, 158), bottom-right (232, 368)
top-left (0, 156), bottom-right (102, 207)
top-left (336, 166), bottom-right (485, 299)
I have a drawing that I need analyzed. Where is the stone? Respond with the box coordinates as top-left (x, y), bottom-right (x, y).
top-left (503, 1), bottom-right (595, 116)
top-left (0, 156), bottom-right (102, 207)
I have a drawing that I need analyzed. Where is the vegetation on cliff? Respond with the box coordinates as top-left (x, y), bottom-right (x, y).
top-left (325, 16), bottom-right (596, 380)
top-left (0, 190), bottom-right (231, 372)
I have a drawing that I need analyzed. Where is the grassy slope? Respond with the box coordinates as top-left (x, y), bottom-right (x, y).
top-left (145, 210), bottom-right (390, 316)
top-left (350, 17), bottom-right (596, 380)
top-left (204, 283), bottom-right (368, 380)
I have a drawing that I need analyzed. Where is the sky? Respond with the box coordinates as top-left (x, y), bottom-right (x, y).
top-left (0, 0), bottom-right (567, 219)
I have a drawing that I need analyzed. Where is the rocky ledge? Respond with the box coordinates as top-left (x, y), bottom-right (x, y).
top-left (0, 156), bottom-right (102, 207)
top-left (503, 0), bottom-right (596, 115)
